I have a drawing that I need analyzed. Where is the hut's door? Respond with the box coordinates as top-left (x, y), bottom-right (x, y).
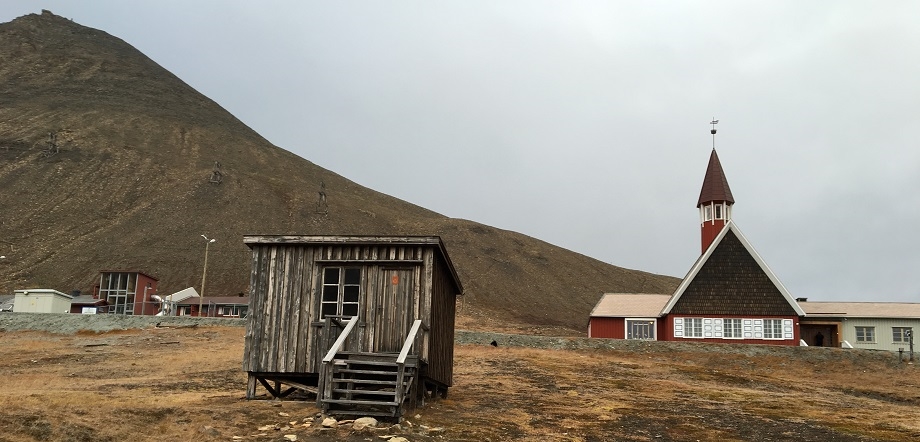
top-left (373, 268), bottom-right (414, 353)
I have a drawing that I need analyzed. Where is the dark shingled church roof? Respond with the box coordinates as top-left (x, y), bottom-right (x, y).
top-left (662, 223), bottom-right (804, 317)
top-left (697, 149), bottom-right (735, 207)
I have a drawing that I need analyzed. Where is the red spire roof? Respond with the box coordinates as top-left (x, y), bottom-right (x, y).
top-left (697, 149), bottom-right (734, 207)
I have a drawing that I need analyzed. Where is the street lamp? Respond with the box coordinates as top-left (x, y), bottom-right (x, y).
top-left (199, 235), bottom-right (216, 317)
top-left (143, 285), bottom-right (155, 315)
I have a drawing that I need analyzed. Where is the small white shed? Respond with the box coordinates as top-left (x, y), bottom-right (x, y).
top-left (13, 289), bottom-right (73, 313)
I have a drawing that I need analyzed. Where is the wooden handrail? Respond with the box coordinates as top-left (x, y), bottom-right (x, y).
top-left (396, 319), bottom-right (424, 365)
top-left (322, 316), bottom-right (358, 363)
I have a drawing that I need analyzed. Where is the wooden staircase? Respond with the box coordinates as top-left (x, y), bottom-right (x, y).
top-left (318, 317), bottom-right (429, 419)
top-left (320, 352), bottom-right (418, 417)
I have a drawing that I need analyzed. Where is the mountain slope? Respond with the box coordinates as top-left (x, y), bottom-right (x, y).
top-left (0, 11), bottom-right (679, 333)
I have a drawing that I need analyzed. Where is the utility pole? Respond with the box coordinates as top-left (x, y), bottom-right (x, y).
top-left (199, 235), bottom-right (216, 317)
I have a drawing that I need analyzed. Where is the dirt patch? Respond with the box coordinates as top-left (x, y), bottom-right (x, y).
top-left (0, 326), bottom-right (919, 441)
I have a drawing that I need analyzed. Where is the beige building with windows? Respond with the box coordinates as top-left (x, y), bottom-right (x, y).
top-left (799, 302), bottom-right (919, 352)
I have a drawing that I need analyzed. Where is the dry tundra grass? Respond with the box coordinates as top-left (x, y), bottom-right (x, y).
top-left (0, 326), bottom-right (919, 441)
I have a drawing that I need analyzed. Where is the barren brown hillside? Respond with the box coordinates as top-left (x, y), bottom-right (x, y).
top-left (0, 10), bottom-right (678, 332)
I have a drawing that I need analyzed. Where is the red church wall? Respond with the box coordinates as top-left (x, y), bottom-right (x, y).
top-left (661, 314), bottom-right (800, 346)
top-left (657, 320), bottom-right (668, 341)
top-left (588, 317), bottom-right (625, 339)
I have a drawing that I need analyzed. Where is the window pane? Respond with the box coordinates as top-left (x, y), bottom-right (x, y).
top-left (893, 327), bottom-right (911, 342)
top-left (321, 302), bottom-right (337, 318)
top-left (322, 285), bottom-right (338, 302)
top-left (342, 303), bottom-right (358, 318)
top-left (323, 268), bottom-right (340, 284)
top-left (344, 268), bottom-right (361, 285)
top-left (343, 285), bottom-right (359, 303)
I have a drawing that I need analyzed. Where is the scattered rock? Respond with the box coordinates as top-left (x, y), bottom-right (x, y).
top-left (321, 417), bottom-right (337, 428)
top-left (257, 425), bottom-right (274, 431)
top-left (283, 435), bottom-right (297, 441)
top-left (388, 437), bottom-right (410, 442)
top-left (420, 425), bottom-right (444, 433)
top-left (279, 412), bottom-right (290, 417)
top-left (352, 416), bottom-right (378, 430)
top-left (198, 425), bottom-right (218, 436)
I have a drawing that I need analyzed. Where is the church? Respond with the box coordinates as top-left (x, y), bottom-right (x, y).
top-left (590, 136), bottom-right (920, 351)
top-left (589, 147), bottom-right (804, 345)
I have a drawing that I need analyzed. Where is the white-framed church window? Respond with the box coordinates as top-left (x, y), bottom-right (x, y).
top-left (703, 205), bottom-right (713, 221)
top-left (714, 203), bottom-right (723, 219)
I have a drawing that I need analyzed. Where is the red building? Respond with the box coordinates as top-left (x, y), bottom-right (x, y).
top-left (589, 148), bottom-right (805, 345)
top-left (175, 295), bottom-right (249, 318)
top-left (93, 270), bottom-right (159, 315)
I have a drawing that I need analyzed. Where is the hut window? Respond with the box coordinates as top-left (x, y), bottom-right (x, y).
top-left (714, 204), bottom-right (723, 220)
top-left (321, 267), bottom-right (362, 319)
top-left (892, 327), bottom-right (912, 343)
top-left (855, 326), bottom-right (875, 343)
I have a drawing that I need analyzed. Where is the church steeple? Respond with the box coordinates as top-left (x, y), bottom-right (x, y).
top-left (698, 148), bottom-right (734, 253)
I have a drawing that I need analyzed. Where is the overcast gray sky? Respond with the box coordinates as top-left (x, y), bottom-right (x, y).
top-left (3, 1), bottom-right (918, 303)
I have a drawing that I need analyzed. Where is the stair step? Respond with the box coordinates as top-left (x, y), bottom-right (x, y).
top-left (330, 378), bottom-right (401, 386)
top-left (342, 360), bottom-right (399, 367)
top-left (324, 410), bottom-right (397, 417)
top-left (333, 389), bottom-right (397, 396)
top-left (322, 398), bottom-right (398, 406)
top-left (334, 368), bottom-right (401, 376)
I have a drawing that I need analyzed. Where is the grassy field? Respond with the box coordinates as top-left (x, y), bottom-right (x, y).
top-left (1, 326), bottom-right (918, 441)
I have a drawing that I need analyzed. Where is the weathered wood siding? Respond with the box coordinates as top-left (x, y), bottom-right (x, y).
top-left (244, 239), bottom-right (461, 381)
top-left (243, 244), bottom-right (318, 373)
top-left (426, 249), bottom-right (460, 386)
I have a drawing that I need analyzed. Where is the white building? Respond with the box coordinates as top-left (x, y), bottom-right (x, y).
top-left (13, 289), bottom-right (73, 313)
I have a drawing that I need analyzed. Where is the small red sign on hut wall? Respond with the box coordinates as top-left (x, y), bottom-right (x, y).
top-left (391, 274), bottom-right (399, 285)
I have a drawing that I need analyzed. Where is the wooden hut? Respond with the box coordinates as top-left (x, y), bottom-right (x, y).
top-left (242, 235), bottom-right (463, 418)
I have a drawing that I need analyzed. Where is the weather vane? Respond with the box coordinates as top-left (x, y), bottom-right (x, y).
top-left (710, 118), bottom-right (719, 149)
